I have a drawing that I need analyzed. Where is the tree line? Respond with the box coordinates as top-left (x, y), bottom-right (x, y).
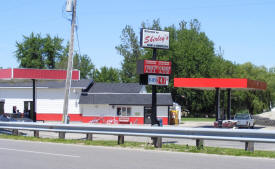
top-left (13, 19), bottom-right (275, 116)
top-left (14, 32), bottom-right (120, 81)
top-left (116, 19), bottom-right (275, 116)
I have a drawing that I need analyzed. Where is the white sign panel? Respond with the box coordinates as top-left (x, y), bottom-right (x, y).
top-left (140, 29), bottom-right (169, 49)
top-left (148, 75), bottom-right (169, 86)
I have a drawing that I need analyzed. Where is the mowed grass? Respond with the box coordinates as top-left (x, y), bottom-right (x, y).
top-left (181, 117), bottom-right (215, 122)
top-left (1, 134), bottom-right (275, 159)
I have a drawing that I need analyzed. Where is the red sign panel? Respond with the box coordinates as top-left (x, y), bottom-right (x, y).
top-left (0, 68), bottom-right (80, 80)
top-left (143, 60), bottom-right (171, 75)
top-left (13, 68), bottom-right (80, 80)
top-left (0, 69), bottom-right (12, 79)
top-left (174, 78), bottom-right (267, 90)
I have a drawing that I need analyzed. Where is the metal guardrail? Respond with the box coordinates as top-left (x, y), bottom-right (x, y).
top-left (0, 122), bottom-right (275, 151)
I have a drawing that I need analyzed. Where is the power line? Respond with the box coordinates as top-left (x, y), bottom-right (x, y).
top-left (62, 1), bottom-right (81, 56)
top-left (75, 16), bottom-right (81, 56)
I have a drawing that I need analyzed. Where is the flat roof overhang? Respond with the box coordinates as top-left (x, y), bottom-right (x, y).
top-left (0, 68), bottom-right (80, 122)
top-left (174, 78), bottom-right (267, 90)
top-left (0, 68), bottom-right (80, 81)
top-left (174, 78), bottom-right (267, 121)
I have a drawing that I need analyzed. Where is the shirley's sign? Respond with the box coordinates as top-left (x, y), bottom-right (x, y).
top-left (140, 29), bottom-right (169, 49)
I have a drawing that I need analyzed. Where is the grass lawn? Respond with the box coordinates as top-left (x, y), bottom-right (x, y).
top-left (181, 117), bottom-right (215, 122)
top-left (1, 134), bottom-right (275, 159)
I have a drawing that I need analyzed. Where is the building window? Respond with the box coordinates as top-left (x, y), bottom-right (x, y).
top-left (117, 107), bottom-right (121, 116)
top-left (117, 107), bottom-right (131, 116)
top-left (127, 107), bottom-right (131, 116)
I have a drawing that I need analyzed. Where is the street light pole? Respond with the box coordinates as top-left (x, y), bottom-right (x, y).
top-left (63, 0), bottom-right (77, 124)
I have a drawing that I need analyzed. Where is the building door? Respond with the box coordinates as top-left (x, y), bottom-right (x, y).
top-left (24, 101), bottom-right (34, 121)
top-left (144, 106), bottom-right (152, 124)
top-left (0, 99), bottom-right (4, 114)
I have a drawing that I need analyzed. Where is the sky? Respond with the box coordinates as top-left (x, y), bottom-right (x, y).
top-left (0, 0), bottom-right (274, 70)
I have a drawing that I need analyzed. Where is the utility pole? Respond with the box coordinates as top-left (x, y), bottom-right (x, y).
top-left (63, 0), bottom-right (77, 124)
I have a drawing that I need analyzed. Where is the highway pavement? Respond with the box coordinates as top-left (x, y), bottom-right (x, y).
top-left (0, 138), bottom-right (275, 169)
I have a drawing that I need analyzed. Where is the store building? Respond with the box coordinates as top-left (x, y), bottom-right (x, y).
top-left (0, 80), bottom-right (173, 125)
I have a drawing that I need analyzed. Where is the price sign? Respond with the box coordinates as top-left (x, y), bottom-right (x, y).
top-left (137, 60), bottom-right (171, 75)
top-left (148, 75), bottom-right (169, 86)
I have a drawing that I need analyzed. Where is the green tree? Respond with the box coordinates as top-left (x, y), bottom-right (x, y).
top-left (56, 52), bottom-right (95, 79)
top-left (15, 32), bottom-right (64, 69)
top-left (73, 53), bottom-right (95, 79)
top-left (117, 19), bottom-right (275, 116)
top-left (116, 25), bottom-right (142, 83)
top-left (231, 62), bottom-right (274, 114)
top-left (15, 33), bottom-right (95, 79)
top-left (92, 66), bottom-right (120, 82)
top-left (44, 34), bottom-right (63, 69)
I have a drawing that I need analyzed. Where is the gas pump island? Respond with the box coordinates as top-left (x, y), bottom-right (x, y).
top-left (137, 28), bottom-right (171, 126)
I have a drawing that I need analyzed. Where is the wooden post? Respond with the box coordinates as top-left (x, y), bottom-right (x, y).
top-left (86, 133), bottom-right (93, 141)
top-left (152, 137), bottom-right (162, 148)
top-left (245, 141), bottom-right (254, 152)
top-left (59, 132), bottom-right (65, 139)
top-left (12, 129), bottom-right (19, 136)
top-left (118, 135), bottom-right (124, 144)
top-left (34, 131), bottom-right (39, 138)
top-left (196, 139), bottom-right (204, 149)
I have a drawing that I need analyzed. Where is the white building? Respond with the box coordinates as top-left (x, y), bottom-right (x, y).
top-left (0, 80), bottom-right (173, 125)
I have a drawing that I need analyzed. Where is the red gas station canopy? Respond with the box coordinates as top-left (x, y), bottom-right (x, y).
top-left (174, 78), bottom-right (267, 90)
top-left (0, 68), bottom-right (80, 81)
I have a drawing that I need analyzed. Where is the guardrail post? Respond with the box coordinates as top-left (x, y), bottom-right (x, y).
top-left (118, 135), bottom-right (124, 144)
top-left (12, 129), bottom-right (19, 136)
top-left (59, 132), bottom-right (65, 139)
top-left (196, 139), bottom-right (204, 149)
top-left (152, 137), bottom-right (162, 148)
top-left (245, 141), bottom-right (254, 152)
top-left (34, 131), bottom-right (39, 138)
top-left (86, 133), bottom-right (93, 141)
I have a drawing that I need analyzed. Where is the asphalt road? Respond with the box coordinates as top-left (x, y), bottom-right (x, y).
top-left (0, 139), bottom-right (275, 169)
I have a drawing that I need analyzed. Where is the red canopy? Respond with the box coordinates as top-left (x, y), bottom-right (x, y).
top-left (0, 68), bottom-right (80, 81)
top-left (174, 78), bottom-right (266, 90)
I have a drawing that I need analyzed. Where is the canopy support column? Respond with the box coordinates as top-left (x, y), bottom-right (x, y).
top-left (227, 88), bottom-right (231, 120)
top-left (32, 79), bottom-right (36, 122)
top-left (215, 88), bottom-right (220, 121)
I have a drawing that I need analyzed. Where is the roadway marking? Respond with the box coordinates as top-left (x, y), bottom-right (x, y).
top-left (0, 147), bottom-right (80, 158)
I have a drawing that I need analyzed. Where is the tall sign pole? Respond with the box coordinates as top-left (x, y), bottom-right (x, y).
top-left (63, 0), bottom-right (77, 124)
top-left (139, 28), bottom-right (170, 126)
top-left (151, 48), bottom-right (158, 125)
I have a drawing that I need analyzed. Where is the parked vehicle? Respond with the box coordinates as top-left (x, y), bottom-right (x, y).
top-left (0, 114), bottom-right (16, 122)
top-left (234, 113), bottom-right (255, 128)
top-left (0, 114), bottom-right (32, 122)
top-left (214, 113), bottom-right (255, 128)
top-left (214, 119), bottom-right (237, 128)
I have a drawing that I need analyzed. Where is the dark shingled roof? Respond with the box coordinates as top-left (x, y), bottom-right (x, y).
top-left (79, 93), bottom-right (173, 106)
top-left (86, 83), bottom-right (143, 93)
top-left (0, 79), bottom-right (93, 89)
